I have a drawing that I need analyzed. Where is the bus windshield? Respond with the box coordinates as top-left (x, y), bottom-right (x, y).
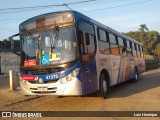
top-left (21, 26), bottom-right (78, 66)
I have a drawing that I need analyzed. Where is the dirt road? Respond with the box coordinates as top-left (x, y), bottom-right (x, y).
top-left (0, 69), bottom-right (160, 119)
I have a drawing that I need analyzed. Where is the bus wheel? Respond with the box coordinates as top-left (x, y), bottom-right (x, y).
top-left (132, 68), bottom-right (138, 83)
top-left (98, 73), bottom-right (108, 99)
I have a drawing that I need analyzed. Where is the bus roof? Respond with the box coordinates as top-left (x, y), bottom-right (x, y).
top-left (20, 10), bottom-right (142, 45)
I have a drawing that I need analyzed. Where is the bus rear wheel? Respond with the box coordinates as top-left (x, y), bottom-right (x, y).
top-left (131, 68), bottom-right (138, 83)
top-left (98, 73), bottom-right (109, 99)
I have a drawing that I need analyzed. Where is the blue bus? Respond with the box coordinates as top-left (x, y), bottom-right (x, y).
top-left (11, 11), bottom-right (145, 98)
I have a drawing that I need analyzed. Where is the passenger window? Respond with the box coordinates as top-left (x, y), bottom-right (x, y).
top-left (126, 40), bottom-right (132, 57)
top-left (109, 33), bottom-right (119, 55)
top-left (98, 29), bottom-right (110, 55)
top-left (86, 34), bottom-right (95, 54)
top-left (118, 37), bottom-right (124, 46)
top-left (98, 29), bottom-right (107, 41)
top-left (118, 37), bottom-right (126, 56)
top-left (109, 33), bottom-right (118, 44)
top-left (132, 43), bottom-right (137, 57)
top-left (136, 44), bottom-right (140, 57)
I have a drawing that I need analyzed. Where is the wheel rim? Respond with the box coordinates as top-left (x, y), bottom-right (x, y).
top-left (135, 71), bottom-right (138, 80)
top-left (102, 76), bottom-right (107, 93)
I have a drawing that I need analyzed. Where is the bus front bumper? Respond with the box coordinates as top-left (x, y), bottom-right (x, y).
top-left (20, 78), bottom-right (83, 96)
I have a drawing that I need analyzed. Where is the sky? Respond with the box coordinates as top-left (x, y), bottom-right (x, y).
top-left (0, 0), bottom-right (160, 40)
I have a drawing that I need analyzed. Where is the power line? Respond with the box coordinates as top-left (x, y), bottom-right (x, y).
top-left (0, 0), bottom-right (97, 15)
top-left (72, 0), bottom-right (133, 5)
top-left (0, 0), bottom-right (131, 14)
top-left (63, 4), bottom-right (73, 11)
top-left (82, 0), bottom-right (155, 12)
top-left (0, 0), bottom-right (156, 20)
top-left (0, 0), bottom-right (96, 11)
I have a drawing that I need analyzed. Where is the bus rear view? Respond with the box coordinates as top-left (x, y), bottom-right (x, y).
top-left (19, 12), bottom-right (81, 95)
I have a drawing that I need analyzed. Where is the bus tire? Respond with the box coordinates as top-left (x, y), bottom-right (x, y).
top-left (132, 68), bottom-right (138, 83)
top-left (98, 73), bottom-right (109, 99)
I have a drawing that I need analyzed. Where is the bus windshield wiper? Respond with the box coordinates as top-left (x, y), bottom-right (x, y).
top-left (23, 29), bottom-right (37, 43)
top-left (50, 25), bottom-right (59, 53)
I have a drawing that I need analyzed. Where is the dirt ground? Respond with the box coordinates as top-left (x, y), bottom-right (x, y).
top-left (0, 69), bottom-right (160, 120)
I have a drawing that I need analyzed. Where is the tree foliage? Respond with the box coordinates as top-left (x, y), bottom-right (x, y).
top-left (0, 39), bottom-right (20, 51)
top-left (124, 30), bottom-right (160, 57)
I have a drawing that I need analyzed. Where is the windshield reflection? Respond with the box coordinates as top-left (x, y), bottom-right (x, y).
top-left (21, 27), bottom-right (78, 66)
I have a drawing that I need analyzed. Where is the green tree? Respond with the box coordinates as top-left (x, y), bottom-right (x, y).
top-left (124, 30), bottom-right (160, 56)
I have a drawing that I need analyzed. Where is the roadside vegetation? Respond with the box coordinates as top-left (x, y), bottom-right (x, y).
top-left (124, 24), bottom-right (160, 70)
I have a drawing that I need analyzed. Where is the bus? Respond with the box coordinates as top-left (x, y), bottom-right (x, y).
top-left (11, 11), bottom-right (145, 98)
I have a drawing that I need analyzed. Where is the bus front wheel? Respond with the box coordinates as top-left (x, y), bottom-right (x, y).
top-left (98, 73), bottom-right (109, 99)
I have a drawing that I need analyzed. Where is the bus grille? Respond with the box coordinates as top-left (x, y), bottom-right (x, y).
top-left (23, 67), bottom-right (65, 75)
top-left (28, 80), bottom-right (57, 84)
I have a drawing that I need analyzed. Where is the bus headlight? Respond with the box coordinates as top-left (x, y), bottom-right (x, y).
top-left (60, 78), bottom-right (66, 84)
top-left (71, 71), bottom-right (76, 77)
top-left (39, 78), bottom-right (43, 83)
top-left (66, 75), bottom-right (71, 81)
top-left (71, 68), bottom-right (79, 78)
top-left (60, 68), bottom-right (79, 84)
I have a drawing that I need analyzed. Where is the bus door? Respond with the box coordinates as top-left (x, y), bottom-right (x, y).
top-left (79, 31), bottom-right (97, 94)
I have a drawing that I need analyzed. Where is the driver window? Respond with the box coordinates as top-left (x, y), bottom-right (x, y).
top-left (86, 33), bottom-right (95, 55)
top-left (78, 21), bottom-right (95, 55)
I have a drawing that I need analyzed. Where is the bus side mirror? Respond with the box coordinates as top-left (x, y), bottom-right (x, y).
top-left (9, 33), bottom-right (20, 56)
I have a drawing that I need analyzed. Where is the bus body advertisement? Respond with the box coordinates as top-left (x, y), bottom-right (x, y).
top-left (11, 11), bottom-right (145, 98)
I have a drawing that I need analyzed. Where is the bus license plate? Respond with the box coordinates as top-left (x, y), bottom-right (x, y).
top-left (38, 87), bottom-right (47, 91)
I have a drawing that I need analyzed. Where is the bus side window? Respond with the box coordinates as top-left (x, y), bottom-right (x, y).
top-left (98, 28), bottom-right (110, 55)
top-left (109, 33), bottom-right (119, 55)
top-left (134, 43), bottom-right (138, 57)
top-left (118, 37), bottom-right (126, 56)
top-left (78, 21), bottom-right (96, 65)
top-left (136, 44), bottom-right (140, 57)
top-left (140, 46), bottom-right (144, 57)
top-left (78, 21), bottom-right (95, 54)
top-left (79, 31), bottom-right (95, 65)
top-left (85, 33), bottom-right (95, 54)
top-left (79, 31), bottom-right (95, 55)
top-left (122, 39), bottom-right (127, 56)
top-left (126, 40), bottom-right (132, 57)
top-left (132, 43), bottom-right (137, 57)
